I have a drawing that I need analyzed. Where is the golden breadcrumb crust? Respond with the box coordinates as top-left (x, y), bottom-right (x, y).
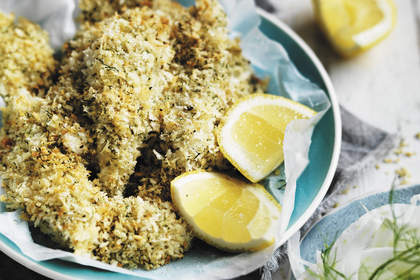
top-left (0, 0), bottom-right (266, 270)
top-left (0, 12), bottom-right (56, 98)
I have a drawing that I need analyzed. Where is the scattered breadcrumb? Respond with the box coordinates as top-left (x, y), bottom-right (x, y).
top-left (394, 140), bottom-right (410, 156)
top-left (0, 0), bottom-right (266, 270)
top-left (340, 188), bottom-right (349, 195)
top-left (394, 150), bottom-right (402, 156)
top-left (377, 137), bottom-right (416, 186)
top-left (395, 167), bottom-right (410, 178)
top-left (415, 133), bottom-right (420, 140)
top-left (404, 152), bottom-right (415, 157)
top-left (375, 164), bottom-right (380, 170)
top-left (399, 139), bottom-right (408, 148)
top-left (395, 167), bottom-right (411, 185)
top-left (383, 158), bottom-right (394, 164)
top-left (383, 138), bottom-right (414, 166)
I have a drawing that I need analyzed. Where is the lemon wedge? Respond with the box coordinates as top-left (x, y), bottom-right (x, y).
top-left (313, 0), bottom-right (397, 57)
top-left (217, 94), bottom-right (315, 183)
top-left (171, 171), bottom-right (281, 252)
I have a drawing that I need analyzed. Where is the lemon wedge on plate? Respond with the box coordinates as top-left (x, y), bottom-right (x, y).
top-left (217, 94), bottom-right (315, 183)
top-left (171, 171), bottom-right (281, 252)
top-left (313, 0), bottom-right (397, 57)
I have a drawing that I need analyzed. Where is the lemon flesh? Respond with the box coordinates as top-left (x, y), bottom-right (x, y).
top-left (313, 0), bottom-right (397, 57)
top-left (218, 94), bottom-right (315, 183)
top-left (171, 171), bottom-right (282, 252)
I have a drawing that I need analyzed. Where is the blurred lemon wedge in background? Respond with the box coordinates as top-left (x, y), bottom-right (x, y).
top-left (313, 0), bottom-right (397, 57)
top-left (217, 94), bottom-right (315, 183)
top-left (171, 171), bottom-right (282, 252)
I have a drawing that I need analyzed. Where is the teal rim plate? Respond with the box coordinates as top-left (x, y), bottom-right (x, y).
top-left (0, 9), bottom-right (341, 280)
top-left (295, 184), bottom-right (420, 265)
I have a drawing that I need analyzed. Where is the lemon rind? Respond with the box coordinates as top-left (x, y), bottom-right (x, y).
top-left (170, 171), bottom-right (282, 252)
top-left (217, 93), bottom-right (315, 183)
top-left (352, 0), bottom-right (394, 47)
top-left (314, 0), bottom-right (397, 57)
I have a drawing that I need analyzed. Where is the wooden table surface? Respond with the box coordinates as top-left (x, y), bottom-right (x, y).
top-left (1, 0), bottom-right (420, 279)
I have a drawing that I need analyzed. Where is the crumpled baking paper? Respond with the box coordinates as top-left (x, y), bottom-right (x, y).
top-left (0, 0), bottom-right (330, 279)
top-left (289, 195), bottom-right (420, 280)
top-left (0, 0), bottom-right (76, 49)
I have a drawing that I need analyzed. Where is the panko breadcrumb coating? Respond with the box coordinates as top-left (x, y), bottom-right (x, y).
top-left (0, 0), bottom-right (266, 270)
top-left (79, 0), bottom-right (184, 23)
top-left (0, 12), bottom-right (56, 98)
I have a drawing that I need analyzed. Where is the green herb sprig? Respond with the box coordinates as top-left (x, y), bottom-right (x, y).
top-left (305, 186), bottom-right (420, 280)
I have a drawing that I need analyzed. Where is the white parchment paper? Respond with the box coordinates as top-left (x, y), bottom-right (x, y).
top-left (0, 0), bottom-right (330, 279)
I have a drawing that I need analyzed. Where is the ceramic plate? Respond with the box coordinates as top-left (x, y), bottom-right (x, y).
top-left (0, 9), bottom-right (341, 280)
top-left (297, 185), bottom-right (420, 265)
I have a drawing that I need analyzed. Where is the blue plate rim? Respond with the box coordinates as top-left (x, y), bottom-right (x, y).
top-left (258, 9), bottom-right (341, 247)
top-left (0, 9), bottom-right (342, 280)
top-left (290, 184), bottom-right (420, 269)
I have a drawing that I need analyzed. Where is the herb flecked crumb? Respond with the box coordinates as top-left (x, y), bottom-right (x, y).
top-left (0, 0), bottom-right (266, 270)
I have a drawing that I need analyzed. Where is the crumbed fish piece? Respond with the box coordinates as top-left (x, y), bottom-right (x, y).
top-left (55, 0), bottom-right (265, 198)
top-left (0, 89), bottom-right (193, 268)
top-left (94, 196), bottom-right (192, 269)
top-left (0, 12), bottom-right (56, 99)
top-left (0, 0), bottom-right (265, 270)
top-left (132, 0), bottom-right (266, 198)
top-left (0, 10), bottom-right (193, 267)
top-left (161, 0), bottom-right (264, 171)
top-left (0, 13), bottom-right (96, 251)
top-left (78, 0), bottom-right (183, 23)
top-left (56, 7), bottom-right (177, 196)
top-left (0, 89), bottom-right (101, 255)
